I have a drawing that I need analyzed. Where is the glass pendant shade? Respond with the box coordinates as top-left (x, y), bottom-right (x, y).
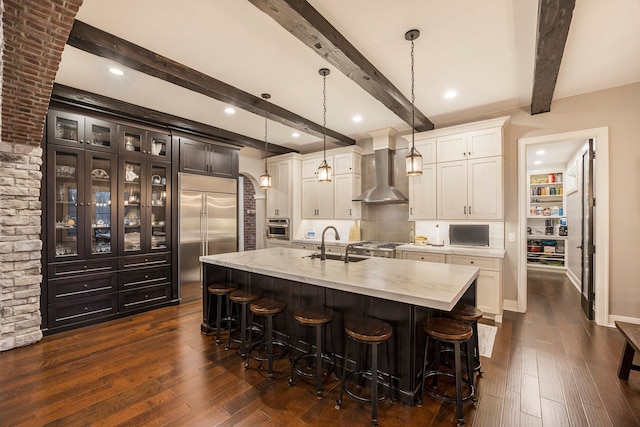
top-left (317, 159), bottom-right (332, 183)
top-left (259, 170), bottom-right (272, 189)
top-left (405, 146), bottom-right (423, 176)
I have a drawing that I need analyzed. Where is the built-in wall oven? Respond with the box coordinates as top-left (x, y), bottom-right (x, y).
top-left (266, 218), bottom-right (290, 240)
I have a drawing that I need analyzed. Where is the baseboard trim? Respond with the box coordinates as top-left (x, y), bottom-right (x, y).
top-left (609, 315), bottom-right (640, 328)
top-left (566, 268), bottom-right (581, 292)
top-left (503, 299), bottom-right (519, 313)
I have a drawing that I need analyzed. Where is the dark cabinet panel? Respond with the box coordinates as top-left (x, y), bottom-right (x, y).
top-left (47, 110), bottom-right (117, 152)
top-left (119, 265), bottom-right (172, 291)
top-left (119, 284), bottom-right (172, 312)
top-left (47, 258), bottom-right (117, 279)
top-left (48, 293), bottom-right (118, 329)
top-left (48, 271), bottom-right (116, 302)
top-left (118, 125), bottom-right (172, 162)
top-left (179, 137), bottom-right (238, 178)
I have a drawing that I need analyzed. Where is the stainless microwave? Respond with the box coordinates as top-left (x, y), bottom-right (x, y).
top-left (266, 218), bottom-right (290, 240)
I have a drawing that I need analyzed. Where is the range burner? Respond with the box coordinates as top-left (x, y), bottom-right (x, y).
top-left (351, 241), bottom-right (403, 258)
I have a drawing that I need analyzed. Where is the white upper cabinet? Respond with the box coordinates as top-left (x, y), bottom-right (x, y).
top-left (413, 137), bottom-right (437, 164)
top-left (437, 133), bottom-right (468, 162)
top-left (334, 173), bottom-right (361, 219)
top-left (409, 164), bottom-right (437, 220)
top-left (333, 152), bottom-right (361, 175)
top-left (436, 126), bottom-right (503, 162)
top-left (266, 154), bottom-right (301, 218)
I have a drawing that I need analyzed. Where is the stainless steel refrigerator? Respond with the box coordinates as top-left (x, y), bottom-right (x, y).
top-left (178, 173), bottom-right (237, 301)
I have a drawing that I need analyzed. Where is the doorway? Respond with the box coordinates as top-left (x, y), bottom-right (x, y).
top-left (518, 128), bottom-right (610, 325)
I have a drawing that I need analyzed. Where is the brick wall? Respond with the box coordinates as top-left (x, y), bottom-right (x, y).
top-left (0, 0), bottom-right (83, 351)
top-left (242, 175), bottom-right (256, 251)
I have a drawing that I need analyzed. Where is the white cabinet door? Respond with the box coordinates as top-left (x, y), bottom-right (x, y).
top-left (437, 160), bottom-right (467, 219)
top-left (302, 156), bottom-right (328, 179)
top-left (467, 127), bottom-right (502, 159)
top-left (468, 156), bottom-right (503, 220)
top-left (414, 137), bottom-right (437, 164)
top-left (302, 178), bottom-right (333, 219)
top-left (334, 173), bottom-right (361, 219)
top-left (333, 152), bottom-right (361, 175)
top-left (437, 133), bottom-right (468, 162)
top-left (409, 164), bottom-right (436, 220)
top-left (266, 160), bottom-right (290, 217)
top-left (266, 239), bottom-right (291, 248)
top-left (476, 269), bottom-right (501, 318)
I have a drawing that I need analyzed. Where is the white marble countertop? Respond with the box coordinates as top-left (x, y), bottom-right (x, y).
top-left (200, 247), bottom-right (479, 311)
top-left (291, 239), bottom-right (353, 246)
top-left (396, 244), bottom-right (506, 258)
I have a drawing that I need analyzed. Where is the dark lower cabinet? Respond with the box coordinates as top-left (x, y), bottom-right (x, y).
top-left (48, 293), bottom-right (119, 330)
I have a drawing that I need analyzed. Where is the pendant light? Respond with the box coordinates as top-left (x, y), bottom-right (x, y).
top-left (317, 68), bottom-right (332, 183)
top-left (405, 29), bottom-right (423, 176)
top-left (259, 93), bottom-right (272, 189)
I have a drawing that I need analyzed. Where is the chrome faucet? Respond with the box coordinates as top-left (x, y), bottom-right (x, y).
top-left (344, 243), bottom-right (355, 263)
top-left (320, 226), bottom-right (340, 260)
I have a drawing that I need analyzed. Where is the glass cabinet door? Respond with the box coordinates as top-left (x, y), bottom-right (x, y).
top-left (120, 125), bottom-right (144, 156)
top-left (121, 159), bottom-right (143, 254)
top-left (149, 163), bottom-right (170, 251)
top-left (87, 152), bottom-right (117, 256)
top-left (50, 147), bottom-right (83, 260)
top-left (47, 110), bottom-right (85, 147)
top-left (148, 131), bottom-right (172, 161)
top-left (86, 118), bottom-right (117, 152)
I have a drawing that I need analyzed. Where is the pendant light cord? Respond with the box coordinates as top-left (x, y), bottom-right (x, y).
top-left (322, 71), bottom-right (327, 161)
top-left (264, 103), bottom-right (268, 169)
top-left (411, 35), bottom-right (415, 149)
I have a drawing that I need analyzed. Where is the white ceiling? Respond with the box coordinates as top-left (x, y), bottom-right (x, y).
top-left (55, 0), bottom-right (640, 154)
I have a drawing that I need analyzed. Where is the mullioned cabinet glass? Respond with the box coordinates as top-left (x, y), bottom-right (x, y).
top-left (47, 110), bottom-right (117, 152)
top-left (47, 145), bottom-right (117, 260)
top-left (118, 157), bottom-right (170, 255)
top-left (118, 125), bottom-right (171, 162)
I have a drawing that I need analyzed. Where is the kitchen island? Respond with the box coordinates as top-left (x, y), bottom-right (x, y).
top-left (200, 247), bottom-right (479, 404)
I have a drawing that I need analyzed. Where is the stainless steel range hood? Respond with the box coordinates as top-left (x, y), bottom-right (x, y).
top-left (352, 148), bottom-right (408, 204)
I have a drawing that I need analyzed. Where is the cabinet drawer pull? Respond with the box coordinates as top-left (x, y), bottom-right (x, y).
top-left (84, 306), bottom-right (88, 311)
top-left (145, 275), bottom-right (149, 279)
top-left (83, 283), bottom-right (88, 288)
top-left (83, 265), bottom-right (88, 269)
top-left (145, 294), bottom-right (149, 298)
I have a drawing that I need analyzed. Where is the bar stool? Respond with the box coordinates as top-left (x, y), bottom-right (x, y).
top-left (289, 305), bottom-right (335, 398)
top-left (206, 282), bottom-right (239, 345)
top-left (447, 303), bottom-right (483, 376)
top-left (227, 289), bottom-right (263, 357)
top-left (335, 317), bottom-right (394, 426)
top-left (245, 298), bottom-right (288, 379)
top-left (420, 317), bottom-right (475, 427)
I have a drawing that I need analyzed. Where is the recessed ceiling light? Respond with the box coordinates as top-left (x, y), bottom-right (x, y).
top-left (536, 150), bottom-right (546, 155)
top-left (224, 107), bottom-right (236, 115)
top-left (292, 132), bottom-right (300, 138)
top-left (443, 90), bottom-right (457, 99)
top-left (108, 67), bottom-right (124, 76)
top-left (534, 160), bottom-right (542, 165)
top-left (352, 115), bottom-right (362, 123)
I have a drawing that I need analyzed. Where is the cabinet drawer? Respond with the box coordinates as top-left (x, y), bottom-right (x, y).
top-left (119, 284), bottom-right (171, 312)
top-left (447, 255), bottom-right (501, 271)
top-left (48, 271), bottom-right (117, 301)
top-left (119, 252), bottom-right (170, 269)
top-left (48, 293), bottom-right (118, 328)
top-left (292, 242), bottom-right (320, 251)
top-left (120, 265), bottom-right (171, 290)
top-left (48, 258), bottom-right (117, 279)
top-left (402, 251), bottom-right (446, 263)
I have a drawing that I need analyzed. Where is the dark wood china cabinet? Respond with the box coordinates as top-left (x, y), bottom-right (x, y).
top-left (43, 109), bottom-right (175, 333)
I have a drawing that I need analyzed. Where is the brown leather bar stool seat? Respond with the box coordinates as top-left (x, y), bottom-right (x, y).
top-left (206, 282), bottom-right (239, 345)
top-left (246, 298), bottom-right (288, 379)
top-left (289, 306), bottom-right (335, 398)
top-left (335, 317), bottom-right (394, 426)
top-left (447, 303), bottom-right (484, 376)
top-left (228, 289), bottom-right (263, 357)
top-left (420, 317), bottom-right (475, 427)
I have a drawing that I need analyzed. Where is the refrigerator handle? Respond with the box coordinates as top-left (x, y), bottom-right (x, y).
top-left (201, 194), bottom-right (207, 256)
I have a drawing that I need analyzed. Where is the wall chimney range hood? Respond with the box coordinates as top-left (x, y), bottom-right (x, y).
top-left (353, 128), bottom-right (408, 204)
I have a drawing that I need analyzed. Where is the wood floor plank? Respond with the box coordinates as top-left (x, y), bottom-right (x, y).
top-left (1, 271), bottom-right (639, 426)
top-left (520, 374), bottom-right (542, 418)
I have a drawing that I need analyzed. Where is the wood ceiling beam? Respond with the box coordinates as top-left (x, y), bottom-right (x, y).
top-left (50, 83), bottom-right (296, 155)
top-left (530, 0), bottom-right (576, 115)
top-left (249, 0), bottom-right (434, 132)
top-left (67, 20), bottom-right (354, 146)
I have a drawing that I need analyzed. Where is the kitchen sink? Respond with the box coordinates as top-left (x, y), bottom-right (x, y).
top-left (304, 253), bottom-right (369, 263)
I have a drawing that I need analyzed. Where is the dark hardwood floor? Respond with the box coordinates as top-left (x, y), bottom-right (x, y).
top-left (1, 271), bottom-right (639, 426)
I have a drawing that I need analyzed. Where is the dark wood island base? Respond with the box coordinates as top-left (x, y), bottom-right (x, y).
top-left (201, 261), bottom-right (476, 405)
